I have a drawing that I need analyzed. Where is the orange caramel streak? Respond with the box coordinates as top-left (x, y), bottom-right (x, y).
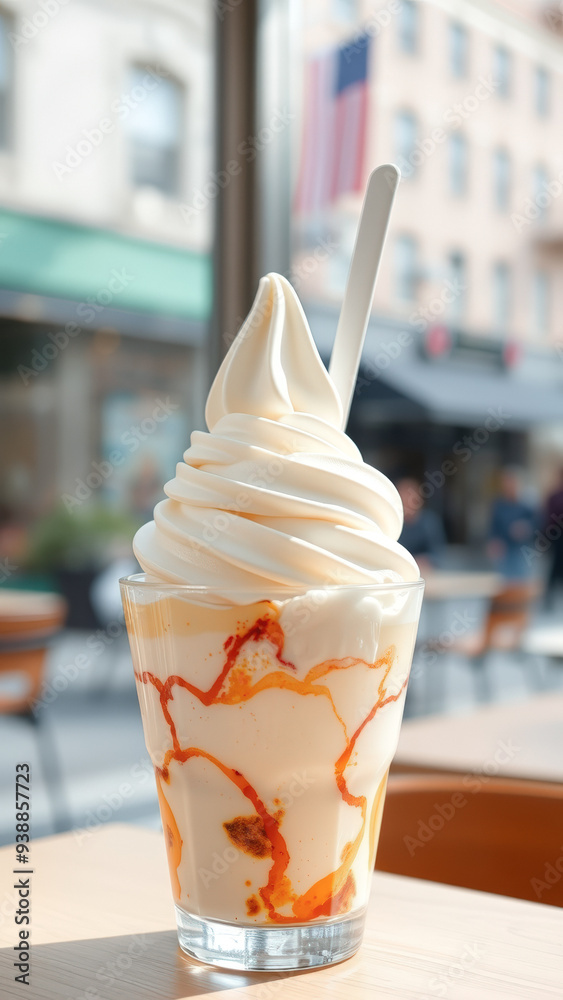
top-left (135, 613), bottom-right (406, 923)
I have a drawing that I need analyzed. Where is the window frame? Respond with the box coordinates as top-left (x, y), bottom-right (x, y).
top-left (394, 108), bottom-right (418, 180)
top-left (395, 234), bottom-right (419, 304)
top-left (492, 260), bottom-right (512, 333)
top-left (532, 269), bottom-right (550, 337)
top-left (125, 63), bottom-right (185, 199)
top-left (398, 0), bottom-right (419, 55)
top-left (449, 132), bottom-right (468, 197)
top-left (450, 21), bottom-right (469, 78)
top-left (493, 45), bottom-right (512, 99)
top-left (493, 147), bottom-right (511, 212)
top-left (535, 66), bottom-right (550, 118)
top-left (448, 251), bottom-right (467, 321)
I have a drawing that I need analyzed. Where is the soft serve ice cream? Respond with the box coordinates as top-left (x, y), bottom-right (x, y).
top-left (123, 273), bottom-right (422, 933)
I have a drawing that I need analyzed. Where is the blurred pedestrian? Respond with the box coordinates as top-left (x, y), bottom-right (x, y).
top-left (396, 477), bottom-right (446, 574)
top-left (544, 469), bottom-right (563, 605)
top-left (487, 468), bottom-right (537, 581)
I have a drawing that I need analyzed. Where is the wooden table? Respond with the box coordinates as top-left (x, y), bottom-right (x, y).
top-left (395, 692), bottom-right (563, 784)
top-left (0, 825), bottom-right (561, 998)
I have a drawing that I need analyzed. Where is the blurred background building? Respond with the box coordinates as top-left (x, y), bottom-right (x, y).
top-left (294, 0), bottom-right (563, 547)
top-left (0, 0), bottom-right (213, 544)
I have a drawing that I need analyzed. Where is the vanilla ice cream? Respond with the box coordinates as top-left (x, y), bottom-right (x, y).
top-left (123, 273), bottom-right (422, 939)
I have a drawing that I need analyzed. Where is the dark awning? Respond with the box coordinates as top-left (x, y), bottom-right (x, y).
top-left (0, 207), bottom-right (212, 342)
top-left (359, 359), bottom-right (563, 430)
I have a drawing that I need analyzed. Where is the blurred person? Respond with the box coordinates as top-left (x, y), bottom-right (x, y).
top-left (396, 477), bottom-right (446, 574)
top-left (487, 468), bottom-right (537, 581)
top-left (544, 469), bottom-right (563, 605)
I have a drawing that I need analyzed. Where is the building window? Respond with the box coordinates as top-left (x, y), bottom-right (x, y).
top-left (332, 0), bottom-right (357, 22)
top-left (395, 235), bottom-right (418, 303)
top-left (535, 66), bottom-right (550, 117)
top-left (493, 262), bottom-right (511, 332)
top-left (493, 148), bottom-right (511, 211)
top-left (532, 270), bottom-right (550, 336)
top-left (449, 133), bottom-right (468, 196)
top-left (493, 45), bottom-right (511, 98)
top-left (0, 11), bottom-right (12, 149)
top-left (533, 164), bottom-right (549, 220)
top-left (450, 22), bottom-right (468, 77)
top-left (448, 252), bottom-right (467, 320)
top-left (394, 110), bottom-right (418, 178)
top-left (126, 66), bottom-right (183, 197)
top-left (398, 0), bottom-right (419, 54)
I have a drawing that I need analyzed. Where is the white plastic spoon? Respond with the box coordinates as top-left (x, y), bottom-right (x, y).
top-left (329, 163), bottom-right (401, 429)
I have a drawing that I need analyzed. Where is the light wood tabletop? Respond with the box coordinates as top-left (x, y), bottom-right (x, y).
top-left (0, 824), bottom-right (561, 999)
top-left (395, 692), bottom-right (563, 783)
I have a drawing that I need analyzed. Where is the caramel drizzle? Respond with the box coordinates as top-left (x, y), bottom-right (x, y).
top-left (135, 613), bottom-right (405, 923)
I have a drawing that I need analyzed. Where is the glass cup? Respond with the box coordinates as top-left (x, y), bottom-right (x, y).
top-left (120, 574), bottom-right (424, 971)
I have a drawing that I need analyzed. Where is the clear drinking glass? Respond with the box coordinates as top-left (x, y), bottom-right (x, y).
top-left (120, 574), bottom-right (424, 971)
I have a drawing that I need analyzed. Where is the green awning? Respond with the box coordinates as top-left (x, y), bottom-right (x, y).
top-left (0, 208), bottom-right (212, 322)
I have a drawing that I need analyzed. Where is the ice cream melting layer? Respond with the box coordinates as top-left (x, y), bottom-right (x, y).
top-left (133, 273), bottom-right (419, 597)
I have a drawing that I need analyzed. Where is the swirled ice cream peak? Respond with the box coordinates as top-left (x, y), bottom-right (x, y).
top-left (133, 273), bottom-right (419, 594)
top-left (205, 272), bottom-right (343, 430)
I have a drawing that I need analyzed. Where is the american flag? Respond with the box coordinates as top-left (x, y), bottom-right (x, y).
top-left (295, 33), bottom-right (371, 216)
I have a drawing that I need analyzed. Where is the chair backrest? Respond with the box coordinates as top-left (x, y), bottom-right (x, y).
top-left (480, 582), bottom-right (540, 652)
top-left (376, 774), bottom-right (563, 907)
top-left (0, 590), bottom-right (66, 714)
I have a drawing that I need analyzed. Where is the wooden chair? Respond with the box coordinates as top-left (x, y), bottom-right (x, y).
top-left (376, 774), bottom-right (563, 907)
top-left (0, 590), bottom-right (70, 831)
top-left (422, 581), bottom-right (541, 705)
